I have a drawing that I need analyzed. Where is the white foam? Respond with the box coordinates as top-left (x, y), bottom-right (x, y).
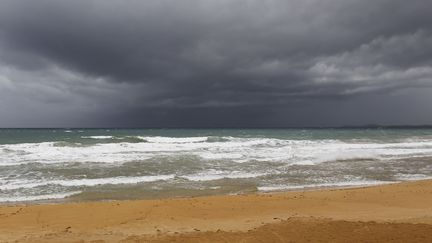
top-left (2, 137), bottom-right (432, 167)
top-left (0, 191), bottom-right (81, 203)
top-left (2, 134), bottom-right (432, 202)
top-left (395, 174), bottom-right (432, 181)
top-left (81, 136), bottom-right (113, 139)
top-left (142, 136), bottom-right (209, 143)
top-left (258, 180), bottom-right (396, 191)
top-left (182, 171), bottom-right (266, 181)
top-left (0, 175), bottom-right (175, 190)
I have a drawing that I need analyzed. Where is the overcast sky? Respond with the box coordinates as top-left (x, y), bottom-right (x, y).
top-left (0, 0), bottom-right (431, 127)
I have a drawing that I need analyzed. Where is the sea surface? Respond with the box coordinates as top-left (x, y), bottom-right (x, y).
top-left (1, 128), bottom-right (432, 203)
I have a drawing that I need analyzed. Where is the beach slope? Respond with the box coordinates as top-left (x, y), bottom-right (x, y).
top-left (1, 180), bottom-right (432, 242)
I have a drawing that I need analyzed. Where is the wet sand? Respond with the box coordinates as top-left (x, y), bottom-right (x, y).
top-left (1, 180), bottom-right (432, 242)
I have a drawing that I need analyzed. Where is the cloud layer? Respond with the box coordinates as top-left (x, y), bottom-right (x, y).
top-left (0, 0), bottom-right (431, 127)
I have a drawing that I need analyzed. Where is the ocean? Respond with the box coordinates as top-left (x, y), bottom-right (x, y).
top-left (1, 128), bottom-right (432, 203)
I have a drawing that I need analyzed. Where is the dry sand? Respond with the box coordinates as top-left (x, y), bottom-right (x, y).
top-left (1, 180), bottom-right (432, 242)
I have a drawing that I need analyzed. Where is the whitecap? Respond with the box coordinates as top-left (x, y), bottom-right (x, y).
top-left (81, 136), bottom-right (113, 139)
top-left (258, 180), bottom-right (396, 191)
top-left (182, 171), bottom-right (266, 181)
top-left (0, 175), bottom-right (175, 190)
top-left (142, 136), bottom-right (209, 143)
top-left (0, 191), bottom-right (81, 203)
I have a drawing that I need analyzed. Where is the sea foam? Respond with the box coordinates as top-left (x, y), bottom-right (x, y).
top-left (2, 137), bottom-right (432, 166)
top-left (0, 175), bottom-right (175, 190)
top-left (0, 191), bottom-right (81, 203)
top-left (1, 133), bottom-right (432, 202)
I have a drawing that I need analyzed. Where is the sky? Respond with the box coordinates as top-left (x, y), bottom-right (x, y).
top-left (0, 0), bottom-right (431, 128)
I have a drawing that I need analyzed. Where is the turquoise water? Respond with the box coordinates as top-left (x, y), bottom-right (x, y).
top-left (1, 128), bottom-right (432, 203)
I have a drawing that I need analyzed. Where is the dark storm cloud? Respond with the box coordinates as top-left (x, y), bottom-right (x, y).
top-left (0, 0), bottom-right (431, 127)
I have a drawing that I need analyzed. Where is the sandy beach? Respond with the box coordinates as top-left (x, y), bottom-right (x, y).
top-left (1, 180), bottom-right (432, 242)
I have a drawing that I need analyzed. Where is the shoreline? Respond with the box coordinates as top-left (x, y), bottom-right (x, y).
top-left (1, 179), bottom-right (432, 242)
top-left (0, 179), bottom-right (404, 206)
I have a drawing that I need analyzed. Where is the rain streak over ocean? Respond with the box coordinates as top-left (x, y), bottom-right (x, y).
top-left (1, 128), bottom-right (432, 203)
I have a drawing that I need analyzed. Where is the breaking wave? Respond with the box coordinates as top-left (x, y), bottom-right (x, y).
top-left (2, 131), bottom-right (432, 203)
